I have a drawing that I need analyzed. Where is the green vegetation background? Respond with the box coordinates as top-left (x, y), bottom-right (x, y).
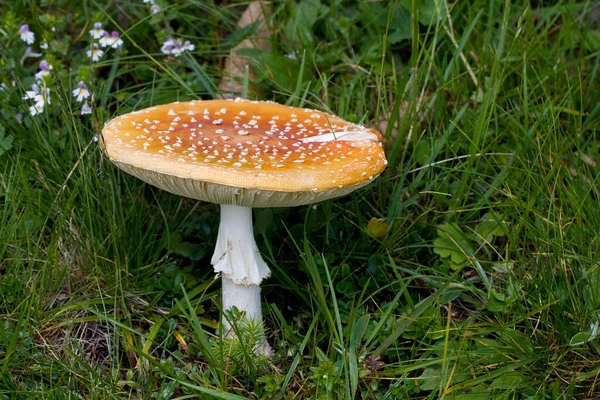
top-left (1, 0), bottom-right (600, 399)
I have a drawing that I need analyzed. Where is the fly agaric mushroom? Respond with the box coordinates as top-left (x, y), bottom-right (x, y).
top-left (101, 98), bottom-right (387, 356)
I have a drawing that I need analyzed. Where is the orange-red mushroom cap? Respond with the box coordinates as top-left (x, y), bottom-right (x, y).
top-left (101, 98), bottom-right (387, 207)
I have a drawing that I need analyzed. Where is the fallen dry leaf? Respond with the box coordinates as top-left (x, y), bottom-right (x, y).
top-left (218, 1), bottom-right (271, 99)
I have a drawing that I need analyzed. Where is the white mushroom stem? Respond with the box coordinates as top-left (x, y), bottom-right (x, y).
top-left (211, 204), bottom-right (272, 356)
top-left (221, 276), bottom-right (263, 325)
top-left (221, 276), bottom-right (272, 357)
top-left (211, 204), bottom-right (270, 285)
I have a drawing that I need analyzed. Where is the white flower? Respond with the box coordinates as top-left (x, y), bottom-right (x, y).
top-left (23, 82), bottom-right (51, 111)
top-left (99, 32), bottom-right (112, 47)
top-left (40, 42), bottom-right (48, 49)
top-left (170, 45), bottom-right (183, 57)
top-left (23, 84), bottom-right (40, 100)
top-left (182, 40), bottom-right (194, 52)
top-left (284, 51), bottom-right (298, 61)
top-left (81, 102), bottom-right (92, 115)
top-left (161, 39), bottom-right (194, 57)
top-left (89, 22), bottom-right (106, 39)
top-left (100, 31), bottom-right (123, 49)
top-left (151, 3), bottom-right (161, 14)
top-left (161, 39), bottom-right (176, 55)
top-left (19, 24), bottom-right (35, 45)
top-left (110, 32), bottom-right (124, 49)
top-left (72, 81), bottom-right (90, 103)
top-left (35, 89), bottom-right (51, 107)
top-left (34, 60), bottom-right (53, 79)
top-left (24, 82), bottom-right (50, 116)
top-left (86, 43), bottom-right (104, 62)
top-left (29, 103), bottom-right (45, 116)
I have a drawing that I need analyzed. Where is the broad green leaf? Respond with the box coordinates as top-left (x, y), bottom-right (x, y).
top-left (433, 223), bottom-right (474, 269)
top-left (492, 261), bottom-right (514, 274)
top-left (419, 367), bottom-right (441, 391)
top-left (499, 328), bottom-right (534, 355)
top-left (475, 212), bottom-right (508, 243)
top-left (0, 124), bottom-right (14, 156)
top-left (490, 372), bottom-right (529, 389)
top-left (367, 217), bottom-right (389, 238)
top-left (253, 208), bottom-right (273, 236)
top-left (486, 289), bottom-right (509, 312)
top-left (586, 268), bottom-right (600, 309)
top-left (414, 139), bottom-right (432, 166)
top-left (569, 326), bottom-right (598, 347)
top-left (388, 5), bottom-right (412, 43)
top-left (168, 232), bottom-right (206, 261)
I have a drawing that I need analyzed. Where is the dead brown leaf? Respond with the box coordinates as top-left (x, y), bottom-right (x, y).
top-left (218, 1), bottom-right (271, 99)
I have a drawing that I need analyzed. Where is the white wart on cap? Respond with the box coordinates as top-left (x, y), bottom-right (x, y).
top-left (101, 98), bottom-right (387, 207)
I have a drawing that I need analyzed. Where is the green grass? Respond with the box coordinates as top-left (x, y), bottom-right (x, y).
top-left (1, 0), bottom-right (600, 398)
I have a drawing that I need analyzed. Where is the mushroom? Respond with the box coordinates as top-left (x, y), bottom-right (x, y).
top-left (101, 98), bottom-right (387, 356)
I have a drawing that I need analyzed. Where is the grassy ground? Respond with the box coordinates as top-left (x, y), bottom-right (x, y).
top-left (1, 0), bottom-right (600, 398)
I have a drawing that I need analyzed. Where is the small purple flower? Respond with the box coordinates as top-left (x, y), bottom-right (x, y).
top-left (22, 83), bottom-right (41, 100)
top-left (161, 39), bottom-right (177, 55)
top-left (99, 31), bottom-right (111, 47)
top-left (34, 60), bottom-right (53, 79)
top-left (161, 38), bottom-right (194, 57)
top-left (81, 102), bottom-right (92, 115)
top-left (182, 40), bottom-right (194, 52)
top-left (23, 81), bottom-right (51, 116)
top-left (110, 31), bottom-right (124, 49)
top-left (99, 31), bottom-right (123, 49)
top-left (24, 47), bottom-right (42, 59)
top-left (145, 0), bottom-right (160, 14)
top-left (29, 103), bottom-right (45, 116)
top-left (72, 81), bottom-right (90, 103)
top-left (19, 24), bottom-right (35, 45)
top-left (86, 43), bottom-right (104, 62)
top-left (89, 22), bottom-right (106, 39)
